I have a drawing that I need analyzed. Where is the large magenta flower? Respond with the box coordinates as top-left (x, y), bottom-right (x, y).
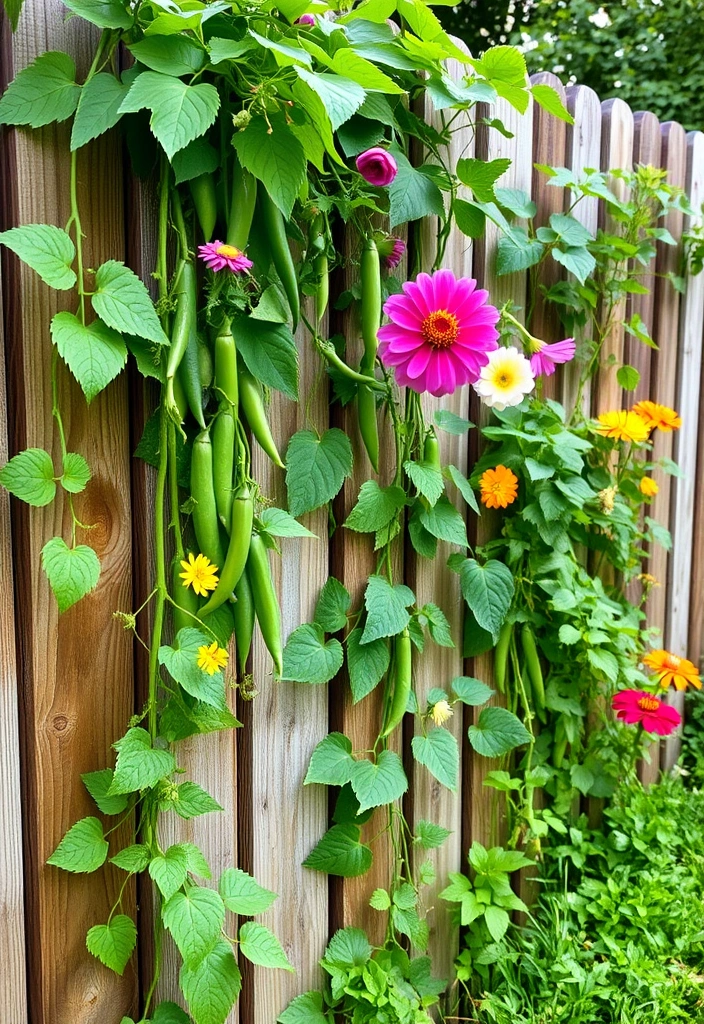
top-left (377, 270), bottom-right (500, 397)
top-left (356, 147), bottom-right (398, 187)
top-left (529, 337), bottom-right (576, 377)
top-left (612, 690), bottom-right (681, 736)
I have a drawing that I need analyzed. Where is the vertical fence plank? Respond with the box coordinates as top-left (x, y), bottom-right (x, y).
top-left (0, 267), bottom-right (27, 1024)
top-left (0, 4), bottom-right (137, 1021)
top-left (664, 131), bottom-right (704, 768)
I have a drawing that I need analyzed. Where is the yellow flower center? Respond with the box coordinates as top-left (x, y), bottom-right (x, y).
top-left (637, 695), bottom-right (660, 712)
top-left (216, 244), bottom-right (242, 258)
top-left (422, 309), bottom-right (459, 347)
top-left (489, 364), bottom-right (519, 391)
top-left (663, 653), bottom-right (682, 671)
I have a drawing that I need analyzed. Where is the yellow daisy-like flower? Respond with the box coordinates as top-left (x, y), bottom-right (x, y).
top-left (197, 641), bottom-right (229, 676)
top-left (431, 699), bottom-right (454, 726)
top-left (631, 400), bottom-right (682, 433)
top-left (639, 476), bottom-right (659, 497)
top-left (479, 465), bottom-right (519, 510)
top-left (643, 648), bottom-right (702, 691)
top-left (179, 552), bottom-right (219, 597)
top-left (595, 410), bottom-right (650, 444)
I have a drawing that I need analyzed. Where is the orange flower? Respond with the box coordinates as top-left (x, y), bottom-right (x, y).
top-left (639, 476), bottom-right (659, 497)
top-left (632, 400), bottom-right (682, 433)
top-left (643, 648), bottom-right (702, 691)
top-left (595, 410), bottom-right (650, 444)
top-left (479, 465), bottom-right (519, 509)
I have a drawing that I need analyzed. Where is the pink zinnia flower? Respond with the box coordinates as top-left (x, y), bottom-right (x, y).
top-left (296, 13), bottom-right (315, 25)
top-left (612, 690), bottom-right (681, 736)
top-left (377, 235), bottom-right (406, 269)
top-left (529, 337), bottom-right (576, 377)
top-left (377, 270), bottom-right (500, 397)
top-left (356, 147), bottom-right (398, 187)
top-left (198, 241), bottom-right (253, 274)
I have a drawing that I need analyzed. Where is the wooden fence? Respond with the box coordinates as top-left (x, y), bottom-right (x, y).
top-left (2, 5), bottom-right (704, 1023)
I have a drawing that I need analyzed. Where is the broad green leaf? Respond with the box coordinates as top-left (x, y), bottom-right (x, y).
top-left (161, 781), bottom-right (223, 820)
top-left (149, 844), bottom-right (189, 901)
top-left (109, 727), bottom-right (176, 795)
top-left (530, 83), bottom-right (574, 124)
top-left (281, 623), bottom-right (344, 684)
top-left (219, 867), bottom-right (277, 916)
top-left (550, 213), bottom-right (592, 247)
top-left (159, 628), bottom-right (226, 708)
top-left (451, 676), bottom-right (494, 706)
top-left (446, 464), bottom-right (480, 514)
top-left (180, 939), bottom-right (242, 1024)
top-left (369, 888), bottom-right (392, 910)
top-left (468, 706), bottom-right (532, 757)
top-left (295, 68), bottom-right (365, 130)
top-left (129, 35), bottom-right (206, 76)
top-left (0, 448), bottom-right (56, 506)
top-left (171, 137), bottom-right (219, 185)
top-left (2, 0), bottom-right (24, 31)
top-left (420, 602), bottom-right (454, 648)
top-left (330, 48), bottom-right (405, 92)
top-left (51, 311), bottom-right (127, 402)
top-left (456, 156), bottom-right (511, 202)
top-left (303, 823), bottom-right (372, 877)
top-left (86, 915), bottom-right (137, 976)
top-left (453, 198), bottom-right (486, 239)
top-left (305, 732), bottom-right (356, 787)
top-left (558, 624), bottom-right (582, 645)
top-left (250, 283), bottom-right (291, 324)
top-left (419, 495), bottom-right (468, 547)
top-left (233, 112), bottom-right (306, 220)
top-left (415, 819), bottom-right (452, 849)
top-left (404, 460), bottom-right (444, 506)
top-left (435, 409), bottom-right (473, 434)
top-left (411, 729), bottom-right (458, 791)
top-left (249, 28), bottom-right (312, 67)
top-left (110, 844), bottom-right (151, 873)
top-left (41, 538), bottom-right (100, 612)
top-left (63, 0), bottom-right (133, 28)
top-left (291, 77), bottom-right (343, 166)
top-left (182, 842), bottom-right (212, 880)
top-left (388, 143), bottom-right (444, 228)
top-left (47, 816), bottom-right (108, 873)
top-left (234, 316), bottom-right (298, 400)
top-left (207, 37), bottom-right (255, 63)
top-left (239, 922), bottom-right (294, 971)
top-left (617, 364), bottom-right (641, 391)
top-left (61, 452), bottom-right (91, 494)
top-left (71, 72), bottom-right (131, 151)
top-left (151, 1004), bottom-right (191, 1024)
top-left (587, 647), bottom-right (619, 683)
top-left (552, 244), bottom-right (596, 284)
top-left (346, 627), bottom-right (389, 703)
top-left (278, 991), bottom-right (328, 1024)
top-left (458, 558), bottom-right (514, 640)
top-left (285, 429), bottom-right (353, 517)
top-left (119, 71), bottom-right (220, 160)
top-left (484, 904), bottom-right (511, 942)
top-left (92, 261), bottom-right (168, 345)
top-left (81, 769), bottom-right (128, 815)
top-left (344, 480), bottom-right (406, 533)
top-left (314, 577), bottom-right (350, 632)
top-left (350, 750), bottom-right (408, 812)
top-left (0, 51), bottom-right (80, 127)
top-left (496, 230), bottom-right (544, 275)
top-left (495, 187), bottom-right (537, 219)
top-left (360, 575), bottom-right (415, 644)
top-left (0, 224), bottom-right (76, 288)
top-left (259, 507), bottom-right (316, 539)
top-left (162, 887), bottom-right (225, 966)
top-left (324, 926), bottom-right (371, 967)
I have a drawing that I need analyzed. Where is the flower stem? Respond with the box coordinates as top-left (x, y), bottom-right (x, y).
top-left (147, 406), bottom-right (169, 739)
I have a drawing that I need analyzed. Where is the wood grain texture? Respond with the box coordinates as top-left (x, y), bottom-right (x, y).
top-left (0, 5), bottom-right (137, 1022)
top-left (663, 132), bottom-right (704, 769)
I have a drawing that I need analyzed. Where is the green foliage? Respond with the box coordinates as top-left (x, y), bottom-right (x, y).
top-left (41, 537), bottom-right (101, 612)
top-left (285, 428), bottom-right (353, 516)
top-left (86, 915), bottom-right (137, 976)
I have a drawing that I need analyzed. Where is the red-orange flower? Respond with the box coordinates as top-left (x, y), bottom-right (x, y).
top-left (643, 648), bottom-right (702, 691)
top-left (479, 465), bottom-right (519, 510)
top-left (631, 401), bottom-right (682, 433)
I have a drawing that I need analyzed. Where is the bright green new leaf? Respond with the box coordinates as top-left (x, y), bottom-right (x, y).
top-left (346, 627), bottom-right (389, 703)
top-left (0, 447), bottom-right (56, 506)
top-left (420, 603), bottom-right (454, 648)
top-left (345, 480), bottom-right (406, 533)
top-left (51, 311), bottom-right (127, 402)
top-left (180, 939), bottom-right (242, 1024)
top-left (259, 507), bottom-right (316, 539)
top-left (151, 1003), bottom-right (191, 1024)
top-left (234, 315), bottom-right (299, 400)
top-left (129, 35), bottom-right (206, 76)
top-left (446, 464), bottom-right (480, 514)
top-left (63, 0), bottom-right (134, 29)
top-left (303, 823), bottom-right (372, 877)
top-left (47, 816), bottom-right (108, 873)
top-left (388, 143), bottom-right (444, 228)
top-left (110, 844), bottom-right (151, 873)
top-left (361, 574), bottom-right (415, 644)
top-left (314, 577), bottom-right (350, 633)
top-left (285, 428), bottom-right (353, 517)
top-left (281, 623), bottom-right (344, 684)
top-left (350, 750), bottom-right (408, 812)
top-left (81, 768), bottom-right (128, 815)
top-left (71, 72), bottom-right (131, 151)
top-left (219, 867), bottom-right (277, 916)
top-left (484, 904), bottom-right (511, 942)
top-left (415, 819), bottom-right (452, 850)
top-left (0, 224), bottom-right (76, 289)
top-left (452, 676), bottom-right (494, 706)
top-left (162, 887), bottom-right (226, 967)
top-left (118, 71), bottom-right (220, 160)
top-left (412, 728), bottom-right (459, 791)
top-left (530, 83), bottom-right (574, 123)
top-left (109, 727), bottom-right (176, 795)
top-left (404, 460), bottom-right (444, 506)
top-left (92, 261), bottom-right (168, 345)
top-left (60, 452), bottom-right (91, 494)
top-left (86, 915), bottom-right (137, 976)
top-left (233, 112), bottom-right (306, 220)
top-left (419, 495), bottom-right (468, 547)
top-left (159, 627), bottom-right (226, 708)
top-left (552, 244), bottom-right (596, 284)
top-left (305, 732), bottom-right (356, 787)
top-left (149, 844), bottom-right (189, 901)
top-left (161, 781), bottom-right (223, 819)
top-left (434, 409), bottom-right (473, 435)
top-left (249, 29), bottom-right (312, 67)
top-left (41, 538), bottom-right (100, 612)
top-left (295, 68), bottom-right (365, 130)
top-left (369, 888), bottom-right (392, 910)
top-left (277, 990), bottom-right (329, 1024)
top-left (456, 157), bottom-right (511, 202)
top-left (0, 51), bottom-right (80, 127)
top-left (458, 558), bottom-right (514, 640)
top-left (323, 926), bottom-right (372, 967)
top-left (239, 922), bottom-right (294, 971)
top-left (617, 364), bottom-right (641, 391)
top-left (182, 842), bottom-right (212, 880)
top-left (558, 624), bottom-right (582, 645)
top-left (468, 706), bottom-right (532, 758)
top-left (453, 197), bottom-right (486, 239)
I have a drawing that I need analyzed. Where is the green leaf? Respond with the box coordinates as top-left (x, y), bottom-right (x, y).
top-left (162, 781), bottom-right (223, 820)
top-left (388, 143), bottom-right (444, 228)
top-left (558, 624), bottom-right (581, 645)
top-left (159, 628), bottom-right (226, 708)
top-left (119, 71), bottom-right (219, 160)
top-left (129, 35), bottom-right (206, 76)
top-left (404, 460), bottom-right (444, 506)
top-left (71, 72), bottom-right (131, 151)
top-left (530, 83), bottom-right (574, 123)
top-left (350, 750), bottom-right (408, 812)
top-left (303, 823), bottom-right (372, 877)
top-left (295, 68), bottom-right (365, 131)
top-left (233, 112), bottom-right (306, 220)
top-left (239, 922), bottom-right (294, 971)
top-left (285, 429), bottom-right (353, 517)
top-left (171, 137), bottom-right (220, 185)
top-left (235, 316), bottom-right (298, 400)
top-left (324, 926), bottom-right (372, 967)
top-left (346, 627), bottom-right (389, 703)
top-left (456, 157), bottom-right (511, 202)
top-left (180, 939), bottom-right (242, 1024)
top-left (110, 844), bottom-right (151, 873)
top-left (2, 0), bottom-right (24, 31)
top-left (250, 283), bottom-right (291, 324)
top-left (344, 480), bottom-right (406, 533)
top-left (570, 762), bottom-right (595, 795)
top-left (587, 647), bottom-right (619, 683)
top-left (81, 769), bottom-right (128, 815)
top-left (219, 867), bottom-right (277, 916)
top-left (51, 312), bottom-right (127, 402)
top-left (151, 1004), bottom-right (191, 1024)
top-left (468, 706), bottom-right (532, 758)
top-left (163, 887), bottom-right (225, 967)
top-left (109, 727), bottom-right (176, 795)
top-left (259, 507), bottom-right (316, 539)
top-left (411, 729), bottom-right (458, 791)
top-left (369, 888), bottom-right (392, 910)
top-left (452, 676), bottom-right (494, 706)
top-left (149, 844), bottom-right (189, 901)
top-left (419, 495), bottom-right (468, 547)
top-left (282, 623), bottom-right (344, 684)
top-left (496, 231), bottom-right (544, 275)
top-left (552, 245), bottom-right (596, 284)
top-left (617, 364), bottom-right (641, 391)
top-left (453, 198), bottom-right (486, 239)
top-left (421, 603), bottom-right (454, 648)
top-left (0, 448), bottom-right (56, 506)
top-left (415, 819), bottom-right (452, 849)
top-left (278, 991), bottom-right (329, 1024)
top-left (60, 452), bottom-right (91, 495)
top-left (0, 224), bottom-right (76, 289)
top-left (435, 409), bottom-right (473, 434)
top-left (458, 558), bottom-right (514, 640)
top-left (63, 0), bottom-right (134, 28)
top-left (446, 464), bottom-right (480, 515)
top-left (47, 816), bottom-right (108, 873)
top-left (495, 187), bottom-right (536, 219)
top-left (41, 538), bottom-right (100, 612)
top-left (86, 915), bottom-right (137, 976)
top-left (331, 47), bottom-right (405, 92)
top-left (305, 732), bottom-right (356, 787)
top-left (92, 261), bottom-right (168, 345)
top-left (484, 905), bottom-right (510, 942)
top-left (0, 51), bottom-right (80, 128)
top-left (361, 575), bottom-right (415, 644)
top-left (314, 577), bottom-right (350, 632)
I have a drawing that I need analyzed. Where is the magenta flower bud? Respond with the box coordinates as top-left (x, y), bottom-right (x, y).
top-left (296, 13), bottom-right (315, 25)
top-left (356, 147), bottom-right (398, 187)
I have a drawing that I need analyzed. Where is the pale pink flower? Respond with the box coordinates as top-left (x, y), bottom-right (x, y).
top-left (377, 270), bottom-right (500, 397)
top-left (356, 147), bottom-right (398, 187)
top-left (198, 241), bottom-right (253, 273)
top-left (529, 337), bottom-right (576, 377)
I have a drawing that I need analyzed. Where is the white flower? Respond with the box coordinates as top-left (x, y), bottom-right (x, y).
top-left (473, 346), bottom-right (535, 411)
top-left (431, 699), bottom-right (453, 726)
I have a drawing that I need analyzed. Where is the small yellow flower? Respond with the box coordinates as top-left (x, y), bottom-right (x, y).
top-left (631, 400), bottom-right (682, 433)
top-left (180, 552), bottom-right (219, 597)
top-left (637, 572), bottom-right (660, 588)
top-left (639, 476), bottom-right (659, 497)
top-left (431, 699), bottom-right (453, 726)
top-left (598, 486), bottom-right (617, 514)
top-left (197, 641), bottom-right (229, 676)
top-left (595, 410), bottom-right (650, 444)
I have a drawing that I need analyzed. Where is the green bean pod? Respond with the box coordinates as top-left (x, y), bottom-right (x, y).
top-left (380, 630), bottom-right (412, 740)
top-left (233, 569), bottom-right (255, 673)
top-left (212, 405), bottom-right (236, 530)
top-left (227, 160), bottom-right (257, 251)
top-left (190, 172), bottom-right (217, 242)
top-left (315, 253), bottom-right (329, 323)
top-left (357, 382), bottom-right (379, 473)
top-left (423, 430), bottom-right (442, 471)
top-left (247, 532), bottom-right (283, 676)
top-left (166, 259), bottom-right (194, 382)
top-left (200, 487), bottom-right (254, 617)
top-left (172, 559), bottom-right (200, 635)
top-left (552, 719), bottom-right (568, 768)
top-left (190, 431), bottom-right (225, 569)
top-left (360, 239), bottom-right (381, 368)
top-left (260, 188), bottom-right (300, 328)
top-left (178, 292), bottom-right (206, 430)
top-left (172, 368), bottom-right (189, 424)
top-left (493, 621), bottom-right (513, 695)
top-left (215, 319), bottom-right (238, 409)
top-left (197, 332), bottom-right (213, 388)
top-left (239, 363), bottom-right (284, 469)
top-left (521, 624), bottom-right (546, 715)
